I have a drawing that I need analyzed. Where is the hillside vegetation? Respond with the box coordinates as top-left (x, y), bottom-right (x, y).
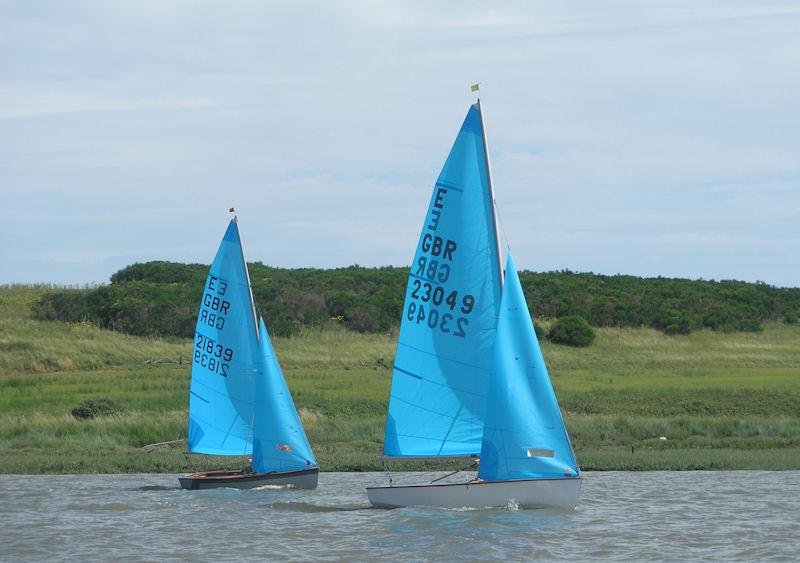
top-left (2, 283), bottom-right (799, 473)
top-left (30, 262), bottom-right (800, 338)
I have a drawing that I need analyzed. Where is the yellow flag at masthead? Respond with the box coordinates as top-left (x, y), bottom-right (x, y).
top-left (470, 83), bottom-right (480, 92)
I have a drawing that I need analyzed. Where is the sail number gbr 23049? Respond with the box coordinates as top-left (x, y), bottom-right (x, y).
top-left (407, 279), bottom-right (475, 338)
top-left (194, 332), bottom-right (233, 377)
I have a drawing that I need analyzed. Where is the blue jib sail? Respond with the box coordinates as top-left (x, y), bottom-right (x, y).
top-left (251, 318), bottom-right (317, 473)
top-left (188, 219), bottom-right (260, 455)
top-left (478, 253), bottom-right (579, 481)
top-left (383, 104), bottom-right (503, 457)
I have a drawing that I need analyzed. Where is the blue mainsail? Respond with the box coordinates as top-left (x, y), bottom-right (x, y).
top-left (188, 219), bottom-right (260, 455)
top-left (251, 318), bottom-right (317, 473)
top-left (478, 253), bottom-right (579, 481)
top-left (383, 103), bottom-right (503, 457)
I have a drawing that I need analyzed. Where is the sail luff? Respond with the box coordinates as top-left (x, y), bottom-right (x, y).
top-left (475, 98), bottom-right (505, 288)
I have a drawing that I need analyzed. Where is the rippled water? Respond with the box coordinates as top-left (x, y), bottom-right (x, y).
top-left (1, 471), bottom-right (798, 561)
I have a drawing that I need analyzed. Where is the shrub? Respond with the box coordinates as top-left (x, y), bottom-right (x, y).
top-left (33, 262), bottom-right (800, 337)
top-left (548, 315), bottom-right (595, 347)
top-left (71, 398), bottom-right (124, 420)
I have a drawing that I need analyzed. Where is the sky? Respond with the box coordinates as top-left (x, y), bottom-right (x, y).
top-left (2, 1), bottom-right (799, 288)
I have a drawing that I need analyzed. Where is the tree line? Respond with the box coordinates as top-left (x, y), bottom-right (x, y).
top-left (31, 261), bottom-right (800, 338)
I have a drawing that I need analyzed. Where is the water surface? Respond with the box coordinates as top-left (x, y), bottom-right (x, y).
top-left (1, 471), bottom-right (797, 561)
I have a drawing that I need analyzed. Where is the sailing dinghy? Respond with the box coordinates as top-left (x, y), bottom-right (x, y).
top-left (365, 100), bottom-right (580, 509)
top-left (179, 216), bottom-right (318, 490)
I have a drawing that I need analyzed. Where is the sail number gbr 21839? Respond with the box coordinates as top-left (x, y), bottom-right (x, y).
top-left (194, 332), bottom-right (233, 377)
top-left (407, 279), bottom-right (475, 338)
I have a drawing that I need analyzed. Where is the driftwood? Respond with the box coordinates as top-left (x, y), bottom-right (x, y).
top-left (142, 439), bottom-right (186, 452)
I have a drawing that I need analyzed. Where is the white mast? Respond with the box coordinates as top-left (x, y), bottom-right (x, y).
top-left (232, 214), bottom-right (260, 341)
top-left (475, 98), bottom-right (505, 287)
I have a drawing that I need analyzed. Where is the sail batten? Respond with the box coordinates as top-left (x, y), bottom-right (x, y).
top-left (434, 180), bottom-right (465, 192)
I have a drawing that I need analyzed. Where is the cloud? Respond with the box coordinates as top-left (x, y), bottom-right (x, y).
top-left (1, 1), bottom-right (799, 287)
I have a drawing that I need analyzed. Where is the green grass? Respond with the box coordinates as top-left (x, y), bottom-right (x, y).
top-left (1, 284), bottom-right (799, 473)
top-left (577, 448), bottom-right (799, 470)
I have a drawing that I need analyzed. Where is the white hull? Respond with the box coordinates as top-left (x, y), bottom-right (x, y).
top-left (366, 476), bottom-right (581, 510)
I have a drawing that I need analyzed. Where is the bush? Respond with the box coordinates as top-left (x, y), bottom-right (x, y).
top-left (33, 262), bottom-right (800, 338)
top-left (71, 398), bottom-right (124, 420)
top-left (548, 315), bottom-right (595, 347)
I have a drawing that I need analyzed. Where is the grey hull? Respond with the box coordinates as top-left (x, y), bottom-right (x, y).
top-left (179, 467), bottom-right (319, 490)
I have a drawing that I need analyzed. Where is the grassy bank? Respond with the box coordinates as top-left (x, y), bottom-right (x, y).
top-left (1, 285), bottom-right (799, 473)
